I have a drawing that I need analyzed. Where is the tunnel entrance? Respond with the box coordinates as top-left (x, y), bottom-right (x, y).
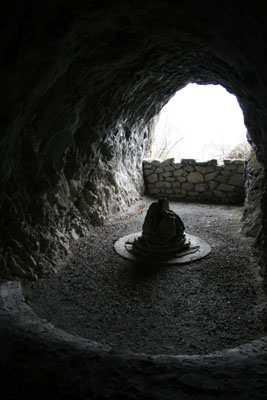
top-left (143, 84), bottom-right (250, 206)
top-left (149, 83), bottom-right (249, 163)
top-left (19, 75), bottom-right (265, 357)
top-left (2, 1), bottom-right (267, 396)
top-left (19, 79), bottom-right (265, 356)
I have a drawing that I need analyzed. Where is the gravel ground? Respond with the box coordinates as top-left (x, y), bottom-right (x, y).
top-left (22, 197), bottom-right (267, 356)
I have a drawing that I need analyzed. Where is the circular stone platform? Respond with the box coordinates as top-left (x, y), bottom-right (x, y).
top-left (114, 232), bottom-right (211, 265)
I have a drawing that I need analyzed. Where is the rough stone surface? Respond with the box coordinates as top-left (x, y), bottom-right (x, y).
top-left (143, 159), bottom-right (245, 204)
top-left (1, 281), bottom-right (267, 400)
top-left (242, 149), bottom-right (264, 238)
top-left (188, 171), bottom-right (205, 184)
top-left (1, 1), bottom-right (267, 278)
top-left (1, 2), bottom-right (267, 397)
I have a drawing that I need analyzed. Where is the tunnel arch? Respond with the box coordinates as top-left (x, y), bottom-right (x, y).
top-left (1, 2), bottom-right (267, 398)
top-left (148, 82), bottom-right (248, 163)
top-left (0, 1), bottom-right (266, 277)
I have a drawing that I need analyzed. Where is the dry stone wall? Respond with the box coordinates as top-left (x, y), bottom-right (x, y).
top-left (143, 158), bottom-right (245, 204)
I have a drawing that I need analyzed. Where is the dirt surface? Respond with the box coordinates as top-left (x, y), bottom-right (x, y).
top-left (22, 197), bottom-right (266, 356)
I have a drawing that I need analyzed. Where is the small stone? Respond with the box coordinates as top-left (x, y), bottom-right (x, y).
top-left (187, 171), bottom-right (204, 183)
top-left (143, 161), bottom-right (153, 169)
top-left (164, 166), bottom-right (175, 172)
top-left (160, 158), bottom-right (174, 167)
top-left (84, 189), bottom-right (98, 203)
top-left (221, 170), bottom-right (231, 176)
top-left (155, 167), bottom-right (164, 174)
top-left (216, 175), bottom-right (228, 183)
top-left (181, 182), bottom-right (193, 191)
top-left (188, 159), bottom-right (197, 166)
top-left (205, 171), bottom-right (219, 181)
top-left (207, 159), bottom-right (218, 166)
top-left (172, 182), bottom-right (181, 188)
top-left (228, 173), bottom-right (244, 187)
top-left (151, 159), bottom-right (161, 166)
top-left (155, 181), bottom-right (171, 188)
top-left (195, 183), bottom-right (207, 192)
top-left (179, 177), bottom-right (186, 183)
top-left (195, 166), bottom-right (215, 174)
top-left (69, 179), bottom-right (82, 196)
top-left (165, 177), bottom-right (175, 182)
top-left (181, 159), bottom-right (196, 165)
top-left (224, 163), bottom-right (238, 171)
top-left (149, 188), bottom-right (162, 194)
top-left (208, 181), bottom-right (218, 190)
top-left (184, 165), bottom-right (195, 172)
top-left (174, 163), bottom-right (181, 168)
top-left (143, 169), bottom-right (154, 177)
top-left (163, 172), bottom-right (172, 178)
top-left (71, 229), bottom-right (79, 240)
top-left (146, 173), bottom-right (158, 183)
top-left (173, 169), bottom-right (185, 177)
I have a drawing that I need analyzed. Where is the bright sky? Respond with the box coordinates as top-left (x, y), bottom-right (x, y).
top-left (151, 83), bottom-right (248, 162)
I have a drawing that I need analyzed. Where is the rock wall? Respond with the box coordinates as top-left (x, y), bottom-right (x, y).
top-left (242, 149), bottom-right (264, 238)
top-left (143, 158), bottom-right (245, 204)
top-left (0, 121), bottom-right (149, 280)
top-left (1, 1), bottom-right (267, 278)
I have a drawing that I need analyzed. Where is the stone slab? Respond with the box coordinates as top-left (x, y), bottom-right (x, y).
top-left (114, 232), bottom-right (211, 265)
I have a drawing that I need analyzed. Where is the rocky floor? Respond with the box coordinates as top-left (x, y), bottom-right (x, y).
top-left (22, 197), bottom-right (267, 356)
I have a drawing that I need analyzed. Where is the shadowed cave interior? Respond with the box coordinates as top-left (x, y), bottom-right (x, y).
top-left (1, 1), bottom-right (267, 399)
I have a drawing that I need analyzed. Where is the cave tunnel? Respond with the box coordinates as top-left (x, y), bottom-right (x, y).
top-left (1, 1), bottom-right (267, 399)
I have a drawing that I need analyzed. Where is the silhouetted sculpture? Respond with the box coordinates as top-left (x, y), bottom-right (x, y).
top-left (129, 198), bottom-right (194, 260)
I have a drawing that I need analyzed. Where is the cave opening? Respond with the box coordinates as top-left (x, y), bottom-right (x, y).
top-left (149, 83), bottom-right (249, 163)
top-left (1, 1), bottom-right (267, 396)
top-left (17, 67), bottom-right (265, 357)
top-left (21, 70), bottom-right (265, 355)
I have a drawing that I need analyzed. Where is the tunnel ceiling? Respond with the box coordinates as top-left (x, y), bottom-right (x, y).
top-left (1, 0), bottom-right (267, 279)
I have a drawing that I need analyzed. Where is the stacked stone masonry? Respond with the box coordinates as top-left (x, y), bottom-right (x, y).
top-left (143, 158), bottom-right (245, 205)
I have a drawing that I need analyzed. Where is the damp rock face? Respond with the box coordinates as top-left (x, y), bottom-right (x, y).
top-left (1, 1), bottom-right (267, 278)
top-left (242, 149), bottom-right (264, 238)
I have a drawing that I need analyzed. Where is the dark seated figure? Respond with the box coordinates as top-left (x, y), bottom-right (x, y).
top-left (130, 198), bottom-right (191, 259)
top-left (142, 198), bottom-right (185, 243)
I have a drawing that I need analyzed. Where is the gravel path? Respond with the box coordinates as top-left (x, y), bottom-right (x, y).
top-left (22, 197), bottom-right (266, 356)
